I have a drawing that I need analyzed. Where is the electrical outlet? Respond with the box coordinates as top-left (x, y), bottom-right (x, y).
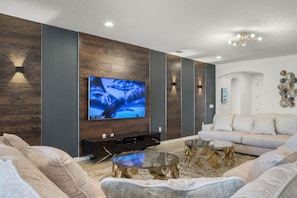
top-left (158, 127), bottom-right (162, 132)
top-left (110, 133), bottom-right (115, 138)
top-left (102, 134), bottom-right (107, 139)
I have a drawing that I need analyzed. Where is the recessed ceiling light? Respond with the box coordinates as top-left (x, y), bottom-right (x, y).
top-left (216, 56), bottom-right (222, 59)
top-left (104, 22), bottom-right (114, 27)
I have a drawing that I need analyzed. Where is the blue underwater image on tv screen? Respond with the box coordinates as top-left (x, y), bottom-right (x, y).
top-left (88, 76), bottom-right (146, 120)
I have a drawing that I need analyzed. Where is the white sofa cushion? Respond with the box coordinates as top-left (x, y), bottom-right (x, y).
top-left (252, 114), bottom-right (276, 135)
top-left (198, 131), bottom-right (248, 144)
top-left (101, 176), bottom-right (245, 198)
top-left (213, 114), bottom-right (234, 131)
top-left (0, 159), bottom-right (41, 198)
top-left (275, 114), bottom-right (297, 135)
top-left (0, 144), bottom-right (68, 198)
top-left (232, 114), bottom-right (254, 133)
top-left (247, 148), bottom-right (297, 182)
top-left (241, 134), bottom-right (289, 149)
top-left (231, 162), bottom-right (297, 198)
top-left (27, 146), bottom-right (103, 198)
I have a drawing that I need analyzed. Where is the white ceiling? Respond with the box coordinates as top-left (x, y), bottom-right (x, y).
top-left (1, 0), bottom-right (297, 64)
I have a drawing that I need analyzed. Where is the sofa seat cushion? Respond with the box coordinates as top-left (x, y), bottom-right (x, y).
top-left (198, 131), bottom-right (248, 144)
top-left (231, 161), bottom-right (297, 198)
top-left (275, 114), bottom-right (297, 135)
top-left (223, 159), bottom-right (256, 183)
top-left (101, 176), bottom-right (245, 198)
top-left (0, 144), bottom-right (68, 198)
top-left (279, 133), bottom-right (297, 149)
top-left (26, 146), bottom-right (103, 198)
top-left (241, 134), bottom-right (289, 149)
top-left (247, 148), bottom-right (297, 182)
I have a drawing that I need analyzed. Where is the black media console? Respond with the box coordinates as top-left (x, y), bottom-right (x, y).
top-left (82, 133), bottom-right (161, 161)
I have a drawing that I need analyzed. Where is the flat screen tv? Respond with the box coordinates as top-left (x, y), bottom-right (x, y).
top-left (88, 76), bottom-right (146, 120)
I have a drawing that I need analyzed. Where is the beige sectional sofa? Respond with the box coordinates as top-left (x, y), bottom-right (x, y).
top-left (2, 131), bottom-right (297, 197)
top-left (0, 133), bottom-right (105, 198)
top-left (198, 114), bottom-right (297, 156)
top-left (101, 134), bottom-right (297, 198)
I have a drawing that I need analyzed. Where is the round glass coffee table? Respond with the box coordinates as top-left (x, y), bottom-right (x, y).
top-left (184, 139), bottom-right (235, 169)
top-left (111, 150), bottom-right (179, 179)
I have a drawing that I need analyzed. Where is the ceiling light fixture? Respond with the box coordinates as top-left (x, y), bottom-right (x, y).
top-left (216, 56), bottom-right (222, 59)
top-left (228, 32), bottom-right (262, 47)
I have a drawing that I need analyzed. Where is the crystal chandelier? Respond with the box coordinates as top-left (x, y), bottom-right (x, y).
top-left (228, 32), bottom-right (262, 46)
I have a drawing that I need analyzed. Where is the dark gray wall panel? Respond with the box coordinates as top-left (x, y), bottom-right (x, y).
top-left (149, 50), bottom-right (166, 140)
top-left (181, 58), bottom-right (195, 136)
top-left (42, 25), bottom-right (79, 157)
top-left (205, 64), bottom-right (216, 124)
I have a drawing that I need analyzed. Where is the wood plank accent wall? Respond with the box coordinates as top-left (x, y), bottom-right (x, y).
top-left (195, 61), bottom-right (206, 132)
top-left (167, 54), bottom-right (181, 140)
top-left (79, 33), bottom-right (150, 154)
top-left (0, 14), bottom-right (41, 145)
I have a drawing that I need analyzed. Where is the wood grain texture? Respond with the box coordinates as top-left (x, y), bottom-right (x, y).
top-left (167, 54), bottom-right (182, 140)
top-left (79, 33), bottom-right (150, 155)
top-left (0, 14), bottom-right (41, 145)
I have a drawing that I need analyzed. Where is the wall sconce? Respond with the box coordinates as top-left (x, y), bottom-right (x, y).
top-left (15, 66), bottom-right (24, 73)
top-left (197, 85), bottom-right (202, 89)
top-left (172, 82), bottom-right (176, 86)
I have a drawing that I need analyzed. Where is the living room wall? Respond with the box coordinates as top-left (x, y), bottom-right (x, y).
top-left (216, 54), bottom-right (297, 115)
top-left (79, 33), bottom-right (150, 152)
top-left (0, 14), bottom-right (215, 157)
top-left (0, 14), bottom-right (41, 145)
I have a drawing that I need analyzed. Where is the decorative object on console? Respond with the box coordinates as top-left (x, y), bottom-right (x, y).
top-left (228, 32), bottom-right (262, 47)
top-left (278, 70), bottom-right (297, 108)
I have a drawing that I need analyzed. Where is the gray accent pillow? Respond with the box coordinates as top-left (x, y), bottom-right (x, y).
top-left (101, 176), bottom-right (245, 198)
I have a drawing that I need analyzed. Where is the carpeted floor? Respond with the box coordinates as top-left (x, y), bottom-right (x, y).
top-left (87, 149), bottom-right (256, 181)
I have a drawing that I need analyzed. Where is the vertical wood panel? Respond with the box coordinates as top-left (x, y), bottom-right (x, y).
top-left (167, 55), bottom-right (181, 140)
top-left (79, 34), bottom-right (150, 155)
top-left (0, 14), bottom-right (41, 145)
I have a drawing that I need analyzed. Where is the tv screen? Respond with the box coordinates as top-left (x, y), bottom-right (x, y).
top-left (88, 76), bottom-right (146, 120)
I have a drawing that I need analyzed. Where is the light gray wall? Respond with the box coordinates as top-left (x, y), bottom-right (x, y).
top-left (42, 25), bottom-right (79, 157)
top-left (181, 58), bottom-right (195, 136)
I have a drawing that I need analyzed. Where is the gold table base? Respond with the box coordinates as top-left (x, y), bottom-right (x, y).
top-left (184, 144), bottom-right (235, 169)
top-left (112, 163), bottom-right (179, 179)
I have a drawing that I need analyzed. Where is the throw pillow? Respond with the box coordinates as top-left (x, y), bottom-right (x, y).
top-left (252, 115), bottom-right (276, 135)
top-left (232, 114), bottom-right (254, 132)
top-left (2, 133), bottom-right (30, 155)
top-left (275, 114), bottom-right (297, 135)
top-left (101, 176), bottom-right (245, 198)
top-left (247, 148), bottom-right (297, 182)
top-left (0, 144), bottom-right (68, 198)
top-left (213, 114), bottom-right (234, 131)
top-left (231, 162), bottom-right (297, 198)
top-left (26, 146), bottom-right (102, 198)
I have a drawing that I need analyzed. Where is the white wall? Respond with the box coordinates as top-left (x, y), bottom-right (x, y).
top-left (216, 54), bottom-right (297, 115)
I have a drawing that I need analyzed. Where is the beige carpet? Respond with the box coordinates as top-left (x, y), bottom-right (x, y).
top-left (87, 149), bottom-right (256, 181)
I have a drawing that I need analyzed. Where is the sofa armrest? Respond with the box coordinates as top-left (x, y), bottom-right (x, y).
top-left (201, 124), bottom-right (214, 131)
